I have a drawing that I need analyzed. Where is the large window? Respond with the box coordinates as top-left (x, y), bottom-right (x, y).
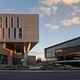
top-left (19, 28), bottom-right (22, 39)
top-left (3, 28), bottom-right (4, 39)
top-left (6, 16), bottom-right (7, 28)
top-left (55, 49), bottom-right (63, 56)
top-left (46, 48), bottom-right (55, 58)
top-left (63, 45), bottom-right (80, 54)
top-left (8, 28), bottom-right (10, 39)
top-left (0, 17), bottom-right (2, 27)
top-left (14, 28), bottom-right (16, 39)
top-left (17, 17), bottom-right (19, 28)
top-left (0, 54), bottom-right (8, 64)
top-left (11, 17), bottom-right (13, 28)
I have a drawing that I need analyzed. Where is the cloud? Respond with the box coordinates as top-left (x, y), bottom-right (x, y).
top-left (71, 6), bottom-right (80, 16)
top-left (39, 0), bottom-right (60, 6)
top-left (63, 0), bottom-right (80, 5)
top-left (72, 17), bottom-right (80, 24)
top-left (73, 6), bottom-right (80, 12)
top-left (62, 17), bottom-right (80, 26)
top-left (45, 24), bottom-right (59, 29)
top-left (39, 6), bottom-right (52, 16)
top-left (62, 19), bottom-right (72, 26)
top-left (39, 0), bottom-right (80, 5)
top-left (6, 8), bottom-right (15, 12)
top-left (38, 6), bottom-right (58, 16)
top-left (52, 6), bottom-right (58, 14)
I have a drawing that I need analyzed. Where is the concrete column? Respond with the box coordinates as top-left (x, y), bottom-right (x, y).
top-left (23, 43), bottom-right (31, 66)
top-left (8, 56), bottom-right (13, 65)
top-left (23, 45), bottom-right (27, 65)
top-left (8, 51), bottom-right (13, 65)
top-left (4, 43), bottom-right (6, 48)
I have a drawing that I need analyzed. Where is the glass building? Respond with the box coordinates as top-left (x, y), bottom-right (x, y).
top-left (45, 37), bottom-right (80, 61)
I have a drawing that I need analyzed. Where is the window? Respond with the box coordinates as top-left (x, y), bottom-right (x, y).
top-left (3, 28), bottom-right (4, 39)
top-left (0, 43), bottom-right (4, 47)
top-left (17, 17), bottom-right (19, 28)
top-left (0, 54), bottom-right (8, 64)
top-left (14, 28), bottom-right (16, 39)
top-left (6, 17), bottom-right (7, 28)
top-left (0, 17), bottom-right (2, 27)
top-left (19, 28), bottom-right (22, 39)
top-left (8, 28), bottom-right (10, 39)
top-left (11, 17), bottom-right (13, 28)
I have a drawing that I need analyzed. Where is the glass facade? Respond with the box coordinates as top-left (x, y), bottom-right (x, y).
top-left (46, 37), bottom-right (80, 58)
top-left (46, 48), bottom-right (55, 57)
top-left (63, 45), bottom-right (80, 55)
top-left (19, 28), bottom-right (22, 39)
top-left (8, 28), bottom-right (10, 39)
top-left (0, 17), bottom-right (2, 27)
top-left (55, 45), bottom-right (80, 60)
top-left (14, 28), bottom-right (16, 39)
top-left (55, 49), bottom-right (63, 56)
top-left (11, 17), bottom-right (13, 28)
top-left (0, 54), bottom-right (8, 64)
top-left (17, 17), bottom-right (19, 28)
top-left (6, 17), bottom-right (7, 28)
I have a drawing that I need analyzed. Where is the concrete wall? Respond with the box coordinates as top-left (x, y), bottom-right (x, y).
top-left (0, 14), bottom-right (39, 43)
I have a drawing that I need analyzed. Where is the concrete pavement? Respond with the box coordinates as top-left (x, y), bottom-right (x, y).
top-left (0, 70), bottom-right (80, 80)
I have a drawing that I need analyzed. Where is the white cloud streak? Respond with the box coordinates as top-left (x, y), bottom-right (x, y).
top-left (39, 0), bottom-right (60, 6)
top-left (62, 17), bottom-right (80, 26)
top-left (39, 7), bottom-right (52, 16)
top-left (63, 0), bottom-right (80, 5)
top-left (45, 24), bottom-right (59, 29)
top-left (6, 8), bottom-right (15, 12)
top-left (39, 0), bottom-right (80, 5)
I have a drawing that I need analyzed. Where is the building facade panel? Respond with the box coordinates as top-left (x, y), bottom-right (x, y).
top-left (0, 14), bottom-right (39, 42)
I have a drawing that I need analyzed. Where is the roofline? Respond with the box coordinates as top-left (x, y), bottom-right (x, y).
top-left (0, 13), bottom-right (39, 15)
top-left (45, 36), bottom-right (80, 50)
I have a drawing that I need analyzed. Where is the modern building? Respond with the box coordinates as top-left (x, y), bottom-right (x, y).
top-left (45, 37), bottom-right (80, 62)
top-left (0, 14), bottom-right (39, 65)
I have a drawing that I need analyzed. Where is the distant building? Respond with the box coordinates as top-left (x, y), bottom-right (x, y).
top-left (0, 14), bottom-right (39, 65)
top-left (27, 56), bottom-right (36, 65)
top-left (45, 37), bottom-right (80, 62)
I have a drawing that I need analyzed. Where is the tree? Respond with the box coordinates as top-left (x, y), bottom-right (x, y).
top-left (36, 57), bottom-right (42, 63)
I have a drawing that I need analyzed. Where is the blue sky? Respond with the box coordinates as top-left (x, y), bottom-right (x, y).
top-left (0, 0), bottom-right (80, 60)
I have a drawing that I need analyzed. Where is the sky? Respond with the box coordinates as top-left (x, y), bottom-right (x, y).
top-left (0, 0), bottom-right (80, 60)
